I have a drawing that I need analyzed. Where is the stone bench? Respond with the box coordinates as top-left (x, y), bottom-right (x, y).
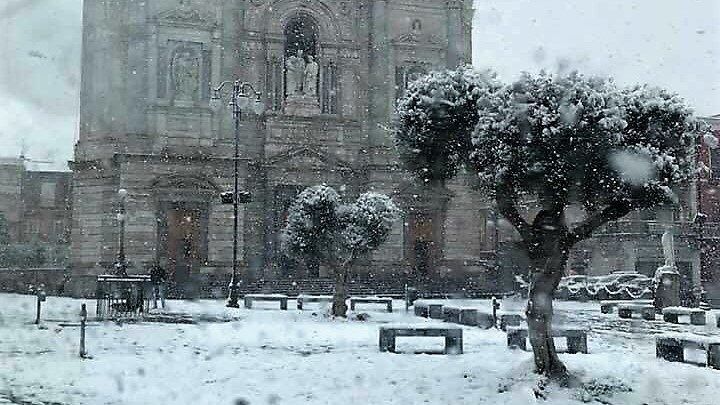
top-left (600, 300), bottom-right (653, 314)
top-left (379, 325), bottom-right (463, 354)
top-left (662, 307), bottom-right (706, 325)
top-left (296, 295), bottom-right (333, 310)
top-left (460, 310), bottom-right (494, 329)
top-left (656, 334), bottom-right (720, 369)
top-left (499, 313), bottom-right (524, 331)
top-left (507, 326), bottom-right (588, 353)
top-left (243, 294), bottom-right (288, 310)
top-left (414, 301), bottom-right (445, 319)
top-left (442, 306), bottom-right (477, 324)
top-left (350, 296), bottom-right (393, 312)
top-left (617, 303), bottom-right (656, 320)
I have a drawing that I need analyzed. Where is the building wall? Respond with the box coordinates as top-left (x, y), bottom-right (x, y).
top-left (698, 115), bottom-right (720, 305)
top-left (0, 159), bottom-right (24, 242)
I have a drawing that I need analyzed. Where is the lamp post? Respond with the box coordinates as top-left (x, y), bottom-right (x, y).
top-left (115, 188), bottom-right (128, 277)
top-left (211, 80), bottom-right (265, 308)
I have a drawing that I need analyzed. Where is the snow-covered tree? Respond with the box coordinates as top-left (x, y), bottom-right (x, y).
top-left (281, 185), bottom-right (400, 316)
top-left (395, 67), bottom-right (710, 380)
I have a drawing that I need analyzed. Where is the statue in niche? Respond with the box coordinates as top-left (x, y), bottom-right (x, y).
top-left (285, 50), bottom-right (306, 96)
top-left (304, 55), bottom-right (319, 97)
top-left (173, 49), bottom-right (200, 101)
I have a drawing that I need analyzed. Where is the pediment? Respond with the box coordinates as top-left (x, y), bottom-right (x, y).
top-left (262, 147), bottom-right (353, 172)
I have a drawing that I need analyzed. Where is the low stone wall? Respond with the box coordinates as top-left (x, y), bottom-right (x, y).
top-left (0, 268), bottom-right (68, 295)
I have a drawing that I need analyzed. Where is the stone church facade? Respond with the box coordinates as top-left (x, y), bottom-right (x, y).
top-left (69, 0), bottom-right (492, 297)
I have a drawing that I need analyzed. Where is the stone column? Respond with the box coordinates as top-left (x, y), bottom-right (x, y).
top-left (446, 0), bottom-right (465, 68)
top-left (368, 0), bottom-right (391, 147)
top-left (243, 162), bottom-right (268, 281)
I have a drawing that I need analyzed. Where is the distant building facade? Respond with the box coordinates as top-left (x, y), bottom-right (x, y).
top-left (0, 158), bottom-right (24, 243)
top-left (0, 158), bottom-right (72, 266)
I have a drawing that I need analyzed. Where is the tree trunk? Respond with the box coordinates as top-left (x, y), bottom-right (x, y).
top-left (332, 265), bottom-right (349, 317)
top-left (526, 250), bottom-right (570, 380)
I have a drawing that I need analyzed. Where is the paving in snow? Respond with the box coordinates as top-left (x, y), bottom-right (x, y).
top-left (1, 293), bottom-right (718, 405)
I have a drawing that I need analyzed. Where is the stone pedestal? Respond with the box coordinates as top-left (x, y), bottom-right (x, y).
top-left (284, 95), bottom-right (321, 117)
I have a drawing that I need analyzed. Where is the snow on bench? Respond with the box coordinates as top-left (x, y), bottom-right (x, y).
top-left (296, 295), bottom-right (333, 310)
top-left (350, 296), bottom-right (393, 312)
top-left (617, 303), bottom-right (656, 320)
top-left (661, 307), bottom-right (707, 325)
top-left (413, 301), bottom-right (444, 319)
top-left (499, 313), bottom-right (524, 331)
top-left (600, 299), bottom-right (653, 314)
top-left (379, 324), bottom-right (463, 354)
top-left (656, 333), bottom-right (720, 369)
top-left (440, 306), bottom-right (491, 328)
top-left (243, 294), bottom-right (289, 310)
top-left (506, 326), bottom-right (588, 354)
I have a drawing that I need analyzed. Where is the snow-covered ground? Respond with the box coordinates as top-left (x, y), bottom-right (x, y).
top-left (1, 293), bottom-right (718, 405)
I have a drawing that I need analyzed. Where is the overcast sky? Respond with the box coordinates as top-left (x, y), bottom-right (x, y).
top-left (1, 0), bottom-right (718, 171)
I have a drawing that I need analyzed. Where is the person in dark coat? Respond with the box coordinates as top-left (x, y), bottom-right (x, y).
top-left (149, 261), bottom-right (167, 309)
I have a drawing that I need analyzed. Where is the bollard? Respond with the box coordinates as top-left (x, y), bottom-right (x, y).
top-left (492, 296), bottom-right (501, 329)
top-left (35, 288), bottom-right (46, 325)
top-left (79, 304), bottom-right (88, 358)
top-left (405, 285), bottom-right (418, 312)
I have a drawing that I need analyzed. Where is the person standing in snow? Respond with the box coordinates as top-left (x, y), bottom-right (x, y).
top-left (149, 261), bottom-right (167, 309)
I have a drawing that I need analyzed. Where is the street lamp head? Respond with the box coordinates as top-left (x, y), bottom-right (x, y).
top-left (237, 94), bottom-right (251, 110)
top-left (253, 97), bottom-right (266, 115)
top-left (209, 96), bottom-right (223, 112)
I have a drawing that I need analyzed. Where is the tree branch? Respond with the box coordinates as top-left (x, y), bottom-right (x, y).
top-left (495, 179), bottom-right (531, 241)
top-left (568, 201), bottom-right (633, 244)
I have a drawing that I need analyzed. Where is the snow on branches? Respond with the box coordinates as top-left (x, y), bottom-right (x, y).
top-left (394, 66), bottom-right (503, 183)
top-left (394, 67), bottom-right (710, 211)
top-left (281, 185), bottom-right (400, 266)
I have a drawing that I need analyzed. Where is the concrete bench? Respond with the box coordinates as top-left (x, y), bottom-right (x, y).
top-left (499, 313), bottom-right (524, 331)
top-left (243, 294), bottom-right (288, 310)
top-left (600, 300), bottom-right (653, 314)
top-left (414, 301), bottom-right (429, 317)
top-left (662, 307), bottom-right (706, 325)
top-left (296, 295), bottom-right (333, 310)
top-left (350, 297), bottom-right (393, 312)
top-left (379, 325), bottom-right (463, 354)
top-left (507, 326), bottom-right (588, 354)
top-left (656, 334), bottom-right (720, 369)
top-left (617, 303), bottom-right (656, 320)
top-left (441, 306), bottom-right (474, 323)
top-left (474, 311), bottom-right (496, 329)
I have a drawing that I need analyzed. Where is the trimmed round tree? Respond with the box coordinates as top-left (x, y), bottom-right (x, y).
top-left (281, 185), bottom-right (400, 316)
top-left (395, 67), bottom-right (709, 379)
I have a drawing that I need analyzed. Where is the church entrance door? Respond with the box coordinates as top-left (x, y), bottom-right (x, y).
top-left (164, 207), bottom-right (202, 297)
